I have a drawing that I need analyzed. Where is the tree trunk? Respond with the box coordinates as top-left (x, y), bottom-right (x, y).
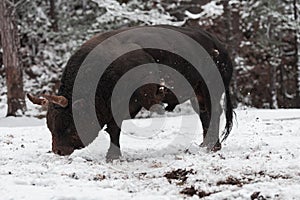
top-left (49, 0), bottom-right (58, 32)
top-left (0, 1), bottom-right (26, 116)
top-left (222, 0), bottom-right (238, 108)
top-left (230, 3), bottom-right (241, 108)
top-left (294, 0), bottom-right (300, 105)
top-left (270, 62), bottom-right (278, 109)
top-left (267, 15), bottom-right (278, 109)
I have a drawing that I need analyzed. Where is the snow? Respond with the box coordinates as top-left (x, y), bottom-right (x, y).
top-left (184, 1), bottom-right (224, 20)
top-left (0, 108), bottom-right (300, 199)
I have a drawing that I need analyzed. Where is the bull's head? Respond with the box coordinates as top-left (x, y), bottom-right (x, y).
top-left (135, 83), bottom-right (166, 113)
top-left (27, 93), bottom-right (84, 155)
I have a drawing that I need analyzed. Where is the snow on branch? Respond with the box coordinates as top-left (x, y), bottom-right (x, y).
top-left (184, 1), bottom-right (223, 20)
top-left (92, 0), bottom-right (182, 25)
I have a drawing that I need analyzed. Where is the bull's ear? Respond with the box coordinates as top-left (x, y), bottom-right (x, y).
top-left (41, 94), bottom-right (68, 108)
top-left (27, 93), bottom-right (49, 106)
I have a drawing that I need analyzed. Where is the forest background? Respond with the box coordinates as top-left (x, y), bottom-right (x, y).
top-left (0, 0), bottom-right (299, 116)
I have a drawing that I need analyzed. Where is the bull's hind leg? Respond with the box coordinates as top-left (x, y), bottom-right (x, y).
top-left (199, 110), bottom-right (221, 151)
top-left (105, 121), bottom-right (122, 161)
top-left (191, 97), bottom-right (221, 152)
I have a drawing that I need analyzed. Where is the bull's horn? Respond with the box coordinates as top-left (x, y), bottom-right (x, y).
top-left (27, 93), bottom-right (48, 106)
top-left (41, 94), bottom-right (68, 108)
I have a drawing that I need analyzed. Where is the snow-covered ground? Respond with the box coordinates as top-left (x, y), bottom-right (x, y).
top-left (0, 107), bottom-right (300, 200)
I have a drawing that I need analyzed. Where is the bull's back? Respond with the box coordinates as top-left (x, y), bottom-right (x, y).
top-left (58, 25), bottom-right (232, 100)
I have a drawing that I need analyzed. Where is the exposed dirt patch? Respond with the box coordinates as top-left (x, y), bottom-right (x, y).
top-left (180, 186), bottom-right (216, 198)
top-left (216, 176), bottom-right (244, 187)
top-left (217, 172), bottom-right (291, 188)
top-left (254, 171), bottom-right (292, 180)
top-left (164, 168), bottom-right (195, 184)
top-left (250, 191), bottom-right (268, 200)
top-left (267, 174), bottom-right (291, 179)
top-left (93, 174), bottom-right (106, 181)
top-left (63, 172), bottom-right (79, 180)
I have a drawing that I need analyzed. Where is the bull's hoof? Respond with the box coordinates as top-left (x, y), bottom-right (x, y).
top-left (200, 141), bottom-right (222, 152)
top-left (211, 142), bottom-right (222, 152)
top-left (105, 147), bottom-right (122, 162)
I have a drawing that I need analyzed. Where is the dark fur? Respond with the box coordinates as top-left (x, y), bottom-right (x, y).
top-left (45, 25), bottom-right (233, 159)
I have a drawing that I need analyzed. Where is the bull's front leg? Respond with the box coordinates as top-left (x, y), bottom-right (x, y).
top-left (105, 121), bottom-right (122, 161)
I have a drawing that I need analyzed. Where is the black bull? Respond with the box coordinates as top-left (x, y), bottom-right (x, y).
top-left (28, 25), bottom-right (233, 160)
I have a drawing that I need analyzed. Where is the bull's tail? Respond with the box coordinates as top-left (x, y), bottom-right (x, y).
top-left (221, 88), bottom-right (233, 142)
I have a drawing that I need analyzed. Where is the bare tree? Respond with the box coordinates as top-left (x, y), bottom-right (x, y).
top-left (0, 0), bottom-right (26, 116)
top-left (294, 0), bottom-right (300, 103)
top-left (49, 0), bottom-right (58, 32)
top-left (267, 13), bottom-right (281, 109)
top-left (222, 0), bottom-right (239, 108)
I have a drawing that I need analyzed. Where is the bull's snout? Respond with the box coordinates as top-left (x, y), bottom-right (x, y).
top-left (53, 146), bottom-right (75, 156)
top-left (149, 104), bottom-right (165, 115)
